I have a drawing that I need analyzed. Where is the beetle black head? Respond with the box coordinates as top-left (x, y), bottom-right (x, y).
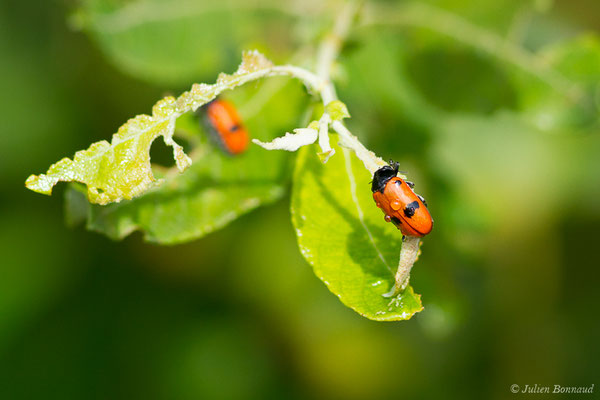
top-left (371, 161), bottom-right (399, 193)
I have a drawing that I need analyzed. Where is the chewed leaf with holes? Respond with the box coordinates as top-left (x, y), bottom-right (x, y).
top-left (291, 139), bottom-right (423, 321)
top-left (65, 79), bottom-right (307, 244)
top-left (26, 50), bottom-right (274, 205)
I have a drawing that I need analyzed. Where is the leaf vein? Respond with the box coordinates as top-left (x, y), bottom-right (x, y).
top-left (342, 148), bottom-right (393, 275)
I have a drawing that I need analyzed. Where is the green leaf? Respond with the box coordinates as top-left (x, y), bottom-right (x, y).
top-left (72, 0), bottom-right (308, 85)
top-left (325, 100), bottom-right (350, 121)
top-left (65, 79), bottom-right (308, 244)
top-left (26, 50), bottom-right (275, 205)
top-left (291, 140), bottom-right (423, 321)
top-left (65, 157), bottom-right (284, 244)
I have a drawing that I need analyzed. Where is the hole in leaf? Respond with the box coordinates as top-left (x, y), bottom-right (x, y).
top-left (150, 137), bottom-right (192, 169)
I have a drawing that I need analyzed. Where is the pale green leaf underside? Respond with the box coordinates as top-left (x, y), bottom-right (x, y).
top-left (291, 140), bottom-right (423, 321)
top-left (26, 50), bottom-right (274, 205)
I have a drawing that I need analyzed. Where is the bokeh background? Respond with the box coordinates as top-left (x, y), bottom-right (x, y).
top-left (1, 0), bottom-right (599, 399)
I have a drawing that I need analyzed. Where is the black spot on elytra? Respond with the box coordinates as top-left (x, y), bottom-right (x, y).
top-left (390, 216), bottom-right (402, 227)
top-left (229, 124), bottom-right (240, 133)
top-left (403, 201), bottom-right (420, 218)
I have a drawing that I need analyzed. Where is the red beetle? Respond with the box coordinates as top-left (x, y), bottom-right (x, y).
top-left (371, 162), bottom-right (433, 237)
top-left (203, 99), bottom-right (249, 155)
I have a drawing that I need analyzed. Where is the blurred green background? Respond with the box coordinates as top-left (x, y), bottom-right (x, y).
top-left (1, 0), bottom-right (599, 399)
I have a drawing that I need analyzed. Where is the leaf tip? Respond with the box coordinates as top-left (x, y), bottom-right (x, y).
top-left (325, 100), bottom-right (350, 121)
top-left (25, 173), bottom-right (54, 195)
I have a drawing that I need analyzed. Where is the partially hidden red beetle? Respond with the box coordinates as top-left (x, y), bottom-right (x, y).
top-left (371, 161), bottom-right (433, 238)
top-left (203, 99), bottom-right (249, 155)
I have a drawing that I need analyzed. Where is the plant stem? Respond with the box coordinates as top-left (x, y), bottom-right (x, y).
top-left (383, 236), bottom-right (421, 298)
top-left (265, 63), bottom-right (386, 175)
top-left (313, 0), bottom-right (387, 174)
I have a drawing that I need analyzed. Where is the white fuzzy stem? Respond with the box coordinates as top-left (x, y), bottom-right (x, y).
top-left (383, 236), bottom-right (421, 297)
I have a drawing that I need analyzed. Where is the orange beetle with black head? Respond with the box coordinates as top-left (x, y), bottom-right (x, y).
top-left (202, 99), bottom-right (249, 155)
top-left (371, 161), bottom-right (433, 238)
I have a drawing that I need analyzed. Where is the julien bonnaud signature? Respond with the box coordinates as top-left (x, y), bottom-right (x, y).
top-left (510, 384), bottom-right (595, 394)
